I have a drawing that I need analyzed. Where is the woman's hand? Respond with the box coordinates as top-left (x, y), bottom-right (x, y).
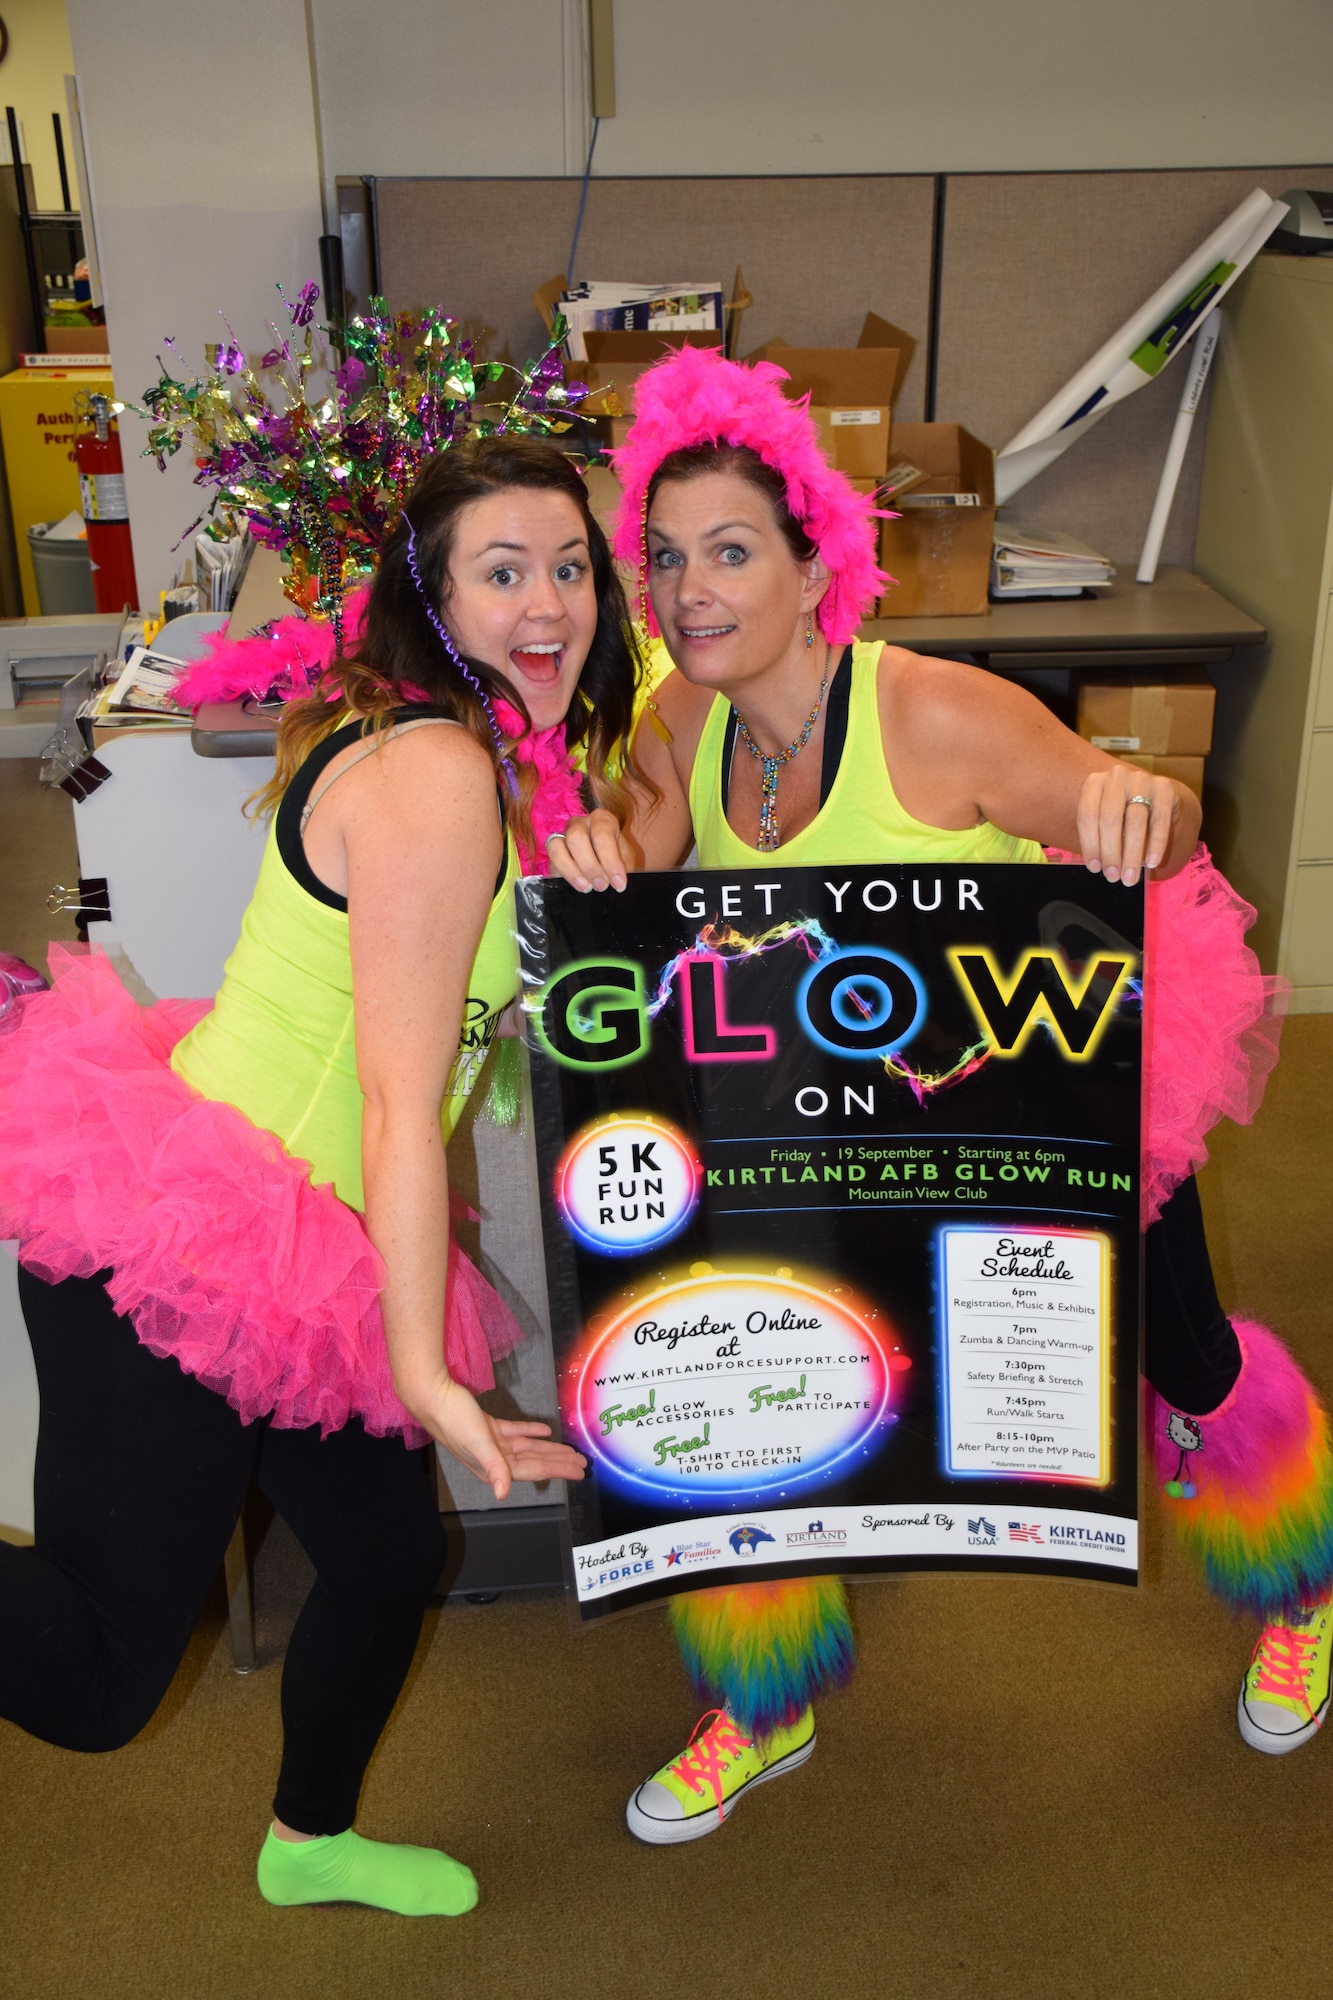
top-left (1076, 762), bottom-right (1190, 888)
top-left (404, 1369), bottom-right (587, 1501)
top-left (545, 808), bottom-right (633, 892)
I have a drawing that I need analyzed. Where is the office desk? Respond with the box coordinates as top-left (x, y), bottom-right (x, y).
top-left (863, 566), bottom-right (1266, 672)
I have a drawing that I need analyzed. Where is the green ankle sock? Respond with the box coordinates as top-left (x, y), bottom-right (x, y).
top-left (257, 1827), bottom-right (478, 1917)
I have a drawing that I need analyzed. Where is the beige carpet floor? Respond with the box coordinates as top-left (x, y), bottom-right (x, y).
top-left (2, 759), bottom-right (1331, 2000)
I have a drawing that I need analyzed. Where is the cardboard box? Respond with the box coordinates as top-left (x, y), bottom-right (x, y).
top-left (1077, 681), bottom-right (1215, 756)
top-left (582, 326), bottom-right (722, 393)
top-left (749, 316), bottom-right (916, 480)
top-left (1110, 752), bottom-right (1205, 800)
top-left (752, 312), bottom-right (916, 407)
top-left (808, 404), bottom-right (891, 477)
top-left (567, 327), bottom-right (725, 450)
top-left (44, 325), bottom-right (111, 356)
top-left (876, 422), bottom-right (995, 617)
top-left (583, 466), bottom-right (621, 539)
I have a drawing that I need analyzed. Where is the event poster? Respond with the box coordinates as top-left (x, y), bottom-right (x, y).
top-left (517, 864), bottom-right (1144, 1621)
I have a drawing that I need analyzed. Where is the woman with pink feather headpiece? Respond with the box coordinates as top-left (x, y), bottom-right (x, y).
top-left (550, 343), bottom-right (1330, 1846)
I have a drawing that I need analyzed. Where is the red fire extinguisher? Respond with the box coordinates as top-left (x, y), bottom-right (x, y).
top-left (75, 393), bottom-right (140, 614)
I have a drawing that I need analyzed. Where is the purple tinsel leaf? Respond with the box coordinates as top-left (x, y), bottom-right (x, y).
top-left (289, 282), bottom-right (319, 328)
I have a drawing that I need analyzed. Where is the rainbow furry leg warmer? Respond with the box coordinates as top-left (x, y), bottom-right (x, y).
top-left (669, 1578), bottom-right (854, 1740)
top-left (1148, 1320), bottom-right (1333, 1620)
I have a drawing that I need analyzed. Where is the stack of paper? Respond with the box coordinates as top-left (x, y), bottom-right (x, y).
top-left (195, 529), bottom-right (253, 613)
top-left (558, 280), bottom-right (724, 362)
top-left (991, 526), bottom-right (1115, 600)
top-left (84, 646), bottom-right (191, 728)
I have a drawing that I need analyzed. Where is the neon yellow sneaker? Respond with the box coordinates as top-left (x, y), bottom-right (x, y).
top-left (625, 1706), bottom-right (816, 1845)
top-left (1238, 1595), bottom-right (1333, 1755)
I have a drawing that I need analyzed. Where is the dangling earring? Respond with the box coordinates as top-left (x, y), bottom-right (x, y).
top-left (805, 612), bottom-right (815, 650)
top-left (638, 488), bottom-right (651, 633)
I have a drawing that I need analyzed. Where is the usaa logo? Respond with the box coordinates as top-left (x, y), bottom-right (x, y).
top-left (967, 1516), bottom-right (997, 1546)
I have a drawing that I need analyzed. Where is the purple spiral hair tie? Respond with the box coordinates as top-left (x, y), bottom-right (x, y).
top-left (401, 510), bottom-right (513, 778)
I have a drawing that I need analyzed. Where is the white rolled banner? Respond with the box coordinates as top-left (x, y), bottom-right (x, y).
top-left (1135, 308), bottom-right (1222, 585)
top-left (995, 192), bottom-right (1288, 505)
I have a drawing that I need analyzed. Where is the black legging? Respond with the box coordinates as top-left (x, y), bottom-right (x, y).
top-left (0, 1268), bottom-right (446, 1836)
top-left (1143, 1173), bottom-right (1242, 1415)
top-left (0, 1175), bottom-right (1236, 1822)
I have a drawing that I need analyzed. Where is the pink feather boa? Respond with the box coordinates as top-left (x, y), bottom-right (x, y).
top-left (610, 345), bottom-right (891, 644)
top-left (492, 697), bottom-right (586, 876)
top-left (173, 587), bottom-right (371, 711)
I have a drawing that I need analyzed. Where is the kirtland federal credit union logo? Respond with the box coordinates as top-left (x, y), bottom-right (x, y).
top-left (787, 1519), bottom-right (848, 1547)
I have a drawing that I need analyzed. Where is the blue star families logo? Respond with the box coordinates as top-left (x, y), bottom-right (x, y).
top-left (666, 1538), bottom-right (722, 1568)
top-left (967, 1516), bottom-right (997, 1546)
top-left (729, 1523), bottom-right (776, 1558)
top-left (1007, 1521), bottom-right (1044, 1544)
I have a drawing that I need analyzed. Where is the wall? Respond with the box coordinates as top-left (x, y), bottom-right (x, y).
top-left (63, 0), bottom-right (1333, 601)
top-left (311, 0), bottom-right (1333, 181)
top-left (64, 0), bottom-right (323, 607)
top-left (0, 0), bottom-right (75, 209)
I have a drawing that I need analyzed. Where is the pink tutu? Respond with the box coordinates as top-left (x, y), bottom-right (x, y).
top-left (1048, 845), bottom-right (1287, 1224)
top-left (0, 947), bottom-right (521, 1444)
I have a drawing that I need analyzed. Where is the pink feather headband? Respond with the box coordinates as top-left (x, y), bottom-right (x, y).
top-left (609, 345), bottom-right (890, 645)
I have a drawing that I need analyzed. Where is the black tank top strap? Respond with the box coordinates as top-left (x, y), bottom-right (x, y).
top-left (818, 646), bottom-right (853, 806)
top-left (276, 707), bottom-right (508, 913)
top-left (720, 646), bottom-right (851, 816)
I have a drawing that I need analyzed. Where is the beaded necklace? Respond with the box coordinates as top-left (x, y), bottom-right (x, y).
top-left (732, 654), bottom-right (833, 852)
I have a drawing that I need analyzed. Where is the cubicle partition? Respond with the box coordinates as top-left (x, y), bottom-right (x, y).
top-left (367, 163), bottom-right (1333, 570)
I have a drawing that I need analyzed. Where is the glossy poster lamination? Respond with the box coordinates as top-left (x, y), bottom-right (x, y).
top-left (517, 864), bottom-right (1143, 1620)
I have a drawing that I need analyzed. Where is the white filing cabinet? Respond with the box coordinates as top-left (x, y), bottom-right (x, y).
top-left (1197, 254), bottom-right (1333, 1007)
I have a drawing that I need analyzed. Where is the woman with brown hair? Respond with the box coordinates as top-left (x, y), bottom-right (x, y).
top-left (550, 347), bottom-right (1329, 1844)
top-left (0, 436), bottom-right (638, 1913)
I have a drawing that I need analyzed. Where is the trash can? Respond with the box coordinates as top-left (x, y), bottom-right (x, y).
top-left (27, 521), bottom-right (96, 615)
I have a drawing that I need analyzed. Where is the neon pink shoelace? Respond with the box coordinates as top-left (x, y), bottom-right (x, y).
top-left (1252, 1624), bottom-right (1321, 1715)
top-left (669, 1710), bottom-right (755, 1822)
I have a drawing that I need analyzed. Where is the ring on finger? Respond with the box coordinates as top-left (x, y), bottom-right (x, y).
top-left (544, 830), bottom-right (568, 850)
top-left (1127, 794), bottom-right (1153, 809)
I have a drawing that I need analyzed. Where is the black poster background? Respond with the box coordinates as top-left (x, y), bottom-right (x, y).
top-left (517, 864), bottom-right (1144, 1622)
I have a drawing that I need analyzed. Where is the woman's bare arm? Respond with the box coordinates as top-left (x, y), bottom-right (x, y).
top-left (337, 726), bottom-right (585, 1496)
top-left (881, 650), bottom-right (1201, 884)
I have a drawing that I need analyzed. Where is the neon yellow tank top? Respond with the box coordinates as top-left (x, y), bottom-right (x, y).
top-left (171, 719), bottom-right (519, 1211)
top-left (689, 640), bottom-right (1045, 870)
